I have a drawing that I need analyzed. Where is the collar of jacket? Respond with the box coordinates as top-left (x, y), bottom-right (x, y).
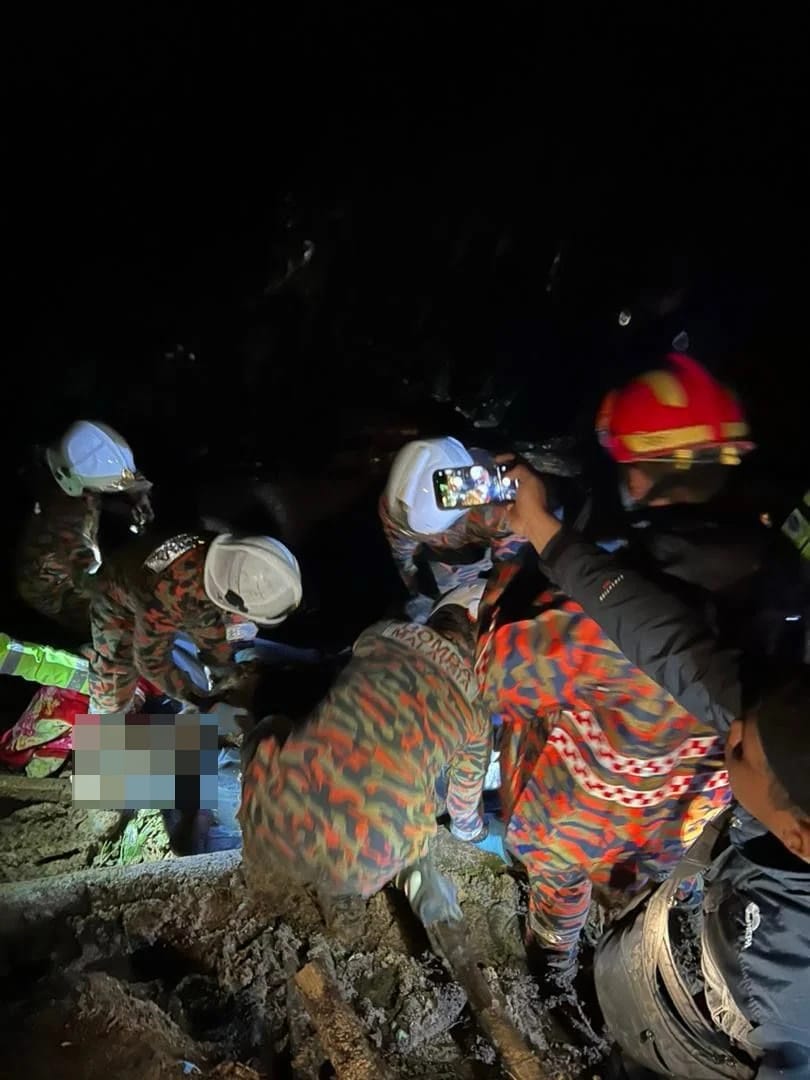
top-left (356, 619), bottom-right (479, 703)
top-left (143, 533), bottom-right (208, 574)
top-left (620, 505), bottom-right (768, 594)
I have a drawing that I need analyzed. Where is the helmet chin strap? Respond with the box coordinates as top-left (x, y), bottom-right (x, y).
top-left (390, 497), bottom-right (414, 534)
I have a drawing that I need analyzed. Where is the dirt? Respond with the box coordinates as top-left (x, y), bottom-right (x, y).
top-left (0, 772), bottom-right (179, 882)
top-left (0, 832), bottom-right (607, 1080)
top-left (0, 798), bottom-right (127, 881)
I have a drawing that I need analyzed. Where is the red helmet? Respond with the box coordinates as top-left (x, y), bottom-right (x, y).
top-left (595, 354), bottom-right (755, 464)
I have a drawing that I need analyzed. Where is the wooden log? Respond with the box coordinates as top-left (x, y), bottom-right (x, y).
top-left (0, 849), bottom-right (242, 926)
top-left (0, 774), bottom-right (72, 805)
top-left (431, 921), bottom-right (550, 1080)
top-left (294, 958), bottom-right (394, 1080)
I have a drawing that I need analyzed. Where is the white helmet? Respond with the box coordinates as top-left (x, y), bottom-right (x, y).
top-left (203, 534), bottom-right (303, 626)
top-left (385, 436), bottom-right (473, 535)
top-left (47, 420), bottom-right (150, 497)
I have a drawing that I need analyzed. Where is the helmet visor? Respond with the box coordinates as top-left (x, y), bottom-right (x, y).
top-left (94, 469), bottom-right (152, 494)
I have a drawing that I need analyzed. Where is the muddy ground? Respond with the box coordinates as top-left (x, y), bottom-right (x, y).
top-left (0, 777), bottom-right (174, 881)
top-left (0, 826), bottom-right (610, 1080)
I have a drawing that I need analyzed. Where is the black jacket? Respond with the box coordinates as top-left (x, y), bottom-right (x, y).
top-left (618, 504), bottom-right (808, 663)
top-left (541, 531), bottom-right (810, 1079)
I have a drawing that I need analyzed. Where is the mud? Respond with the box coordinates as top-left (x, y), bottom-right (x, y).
top-left (0, 798), bottom-right (127, 881)
top-left (0, 774), bottom-right (174, 882)
top-left (0, 833), bottom-right (605, 1080)
top-left (670, 905), bottom-right (705, 997)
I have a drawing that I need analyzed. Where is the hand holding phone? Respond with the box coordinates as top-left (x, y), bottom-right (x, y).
top-left (433, 461), bottom-right (518, 511)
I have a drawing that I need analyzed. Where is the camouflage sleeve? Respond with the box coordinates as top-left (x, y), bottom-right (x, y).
top-left (190, 619), bottom-right (257, 703)
top-left (446, 704), bottom-right (491, 841)
top-left (140, 571), bottom-right (236, 701)
top-left (145, 549), bottom-right (253, 702)
top-left (88, 587), bottom-right (140, 713)
top-left (192, 618), bottom-right (242, 669)
top-left (136, 630), bottom-right (240, 703)
top-left (134, 618), bottom-right (191, 702)
top-left (463, 505), bottom-right (526, 564)
top-left (66, 498), bottom-right (103, 589)
top-left (379, 494), bottom-right (421, 592)
top-left (479, 591), bottom-right (584, 714)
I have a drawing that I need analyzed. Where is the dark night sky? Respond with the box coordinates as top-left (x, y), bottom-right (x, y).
top-left (0, 5), bottom-right (807, 704)
top-left (4, 8), bottom-right (808, 464)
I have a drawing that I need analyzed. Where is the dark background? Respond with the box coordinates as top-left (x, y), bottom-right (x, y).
top-left (3, 6), bottom-right (808, 667)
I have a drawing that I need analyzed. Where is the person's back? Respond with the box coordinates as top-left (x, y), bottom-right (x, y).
top-left (477, 546), bottom-right (732, 968)
top-left (17, 468), bottom-right (101, 633)
top-left (240, 605), bottom-right (490, 904)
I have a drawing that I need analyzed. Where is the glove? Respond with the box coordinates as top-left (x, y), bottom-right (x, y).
top-left (171, 637), bottom-right (213, 694)
top-left (396, 857), bottom-right (463, 927)
top-left (469, 817), bottom-right (510, 864)
top-left (404, 594), bottom-right (435, 624)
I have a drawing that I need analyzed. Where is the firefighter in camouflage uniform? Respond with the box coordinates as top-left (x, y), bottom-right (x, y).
top-left (379, 437), bottom-right (525, 614)
top-left (477, 356), bottom-right (757, 984)
top-left (16, 420), bottom-right (153, 635)
top-left (88, 531), bottom-right (302, 713)
top-left (239, 589), bottom-right (500, 928)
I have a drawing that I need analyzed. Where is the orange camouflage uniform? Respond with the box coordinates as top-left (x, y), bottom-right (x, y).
top-left (240, 619), bottom-right (490, 898)
top-left (476, 559), bottom-right (730, 951)
top-left (88, 534), bottom-right (255, 713)
top-left (17, 486), bottom-right (101, 634)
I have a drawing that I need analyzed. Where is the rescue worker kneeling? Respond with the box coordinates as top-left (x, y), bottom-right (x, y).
top-left (88, 531), bottom-right (302, 713)
top-left (238, 593), bottom-right (495, 929)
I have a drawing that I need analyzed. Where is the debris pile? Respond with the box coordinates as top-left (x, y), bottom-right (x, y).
top-left (0, 831), bottom-right (605, 1079)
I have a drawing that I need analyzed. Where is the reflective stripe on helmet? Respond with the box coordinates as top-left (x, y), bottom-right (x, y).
top-left (596, 356), bottom-right (755, 463)
top-left (636, 370), bottom-right (689, 407)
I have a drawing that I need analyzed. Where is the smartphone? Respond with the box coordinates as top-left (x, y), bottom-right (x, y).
top-left (433, 462), bottom-right (518, 511)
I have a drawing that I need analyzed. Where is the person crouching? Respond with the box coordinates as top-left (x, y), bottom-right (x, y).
top-left (239, 592), bottom-right (495, 930)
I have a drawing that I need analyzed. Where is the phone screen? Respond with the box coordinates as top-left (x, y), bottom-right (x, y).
top-left (433, 463), bottom-right (517, 510)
